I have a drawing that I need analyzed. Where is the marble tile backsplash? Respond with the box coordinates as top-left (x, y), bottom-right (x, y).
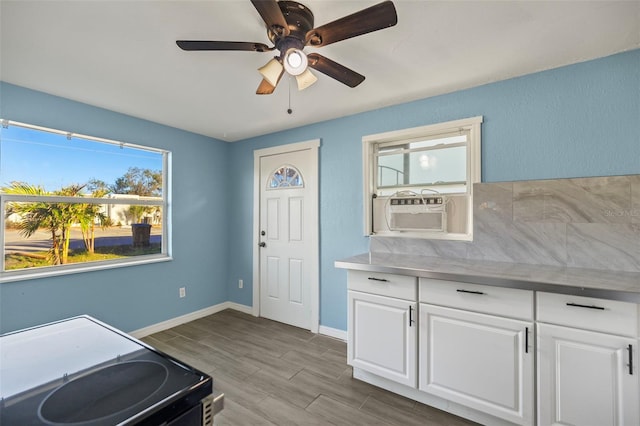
top-left (369, 175), bottom-right (640, 272)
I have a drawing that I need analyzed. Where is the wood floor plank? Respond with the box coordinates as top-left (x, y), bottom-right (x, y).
top-left (412, 401), bottom-right (480, 426)
top-left (240, 351), bottom-right (304, 380)
top-left (244, 369), bottom-right (319, 410)
top-left (307, 334), bottom-right (347, 354)
top-left (141, 336), bottom-right (216, 375)
top-left (145, 310), bottom-right (482, 426)
top-left (288, 369), bottom-right (370, 410)
top-left (215, 398), bottom-right (277, 426)
top-left (305, 395), bottom-right (392, 426)
top-left (210, 369), bottom-right (271, 409)
top-left (253, 396), bottom-right (333, 426)
top-left (143, 328), bottom-right (181, 342)
top-left (281, 349), bottom-right (347, 380)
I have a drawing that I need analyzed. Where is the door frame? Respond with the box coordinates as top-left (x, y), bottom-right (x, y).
top-left (252, 139), bottom-right (320, 333)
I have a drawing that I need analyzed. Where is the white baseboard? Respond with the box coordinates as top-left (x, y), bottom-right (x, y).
top-left (319, 325), bottom-right (347, 341)
top-left (129, 301), bottom-right (252, 338)
top-left (130, 302), bottom-right (344, 342)
top-left (225, 301), bottom-right (253, 315)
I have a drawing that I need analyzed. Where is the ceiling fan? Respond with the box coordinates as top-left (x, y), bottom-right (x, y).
top-left (176, 0), bottom-right (398, 94)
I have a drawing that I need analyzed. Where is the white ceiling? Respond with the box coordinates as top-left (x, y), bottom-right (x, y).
top-left (1, 1), bottom-right (638, 142)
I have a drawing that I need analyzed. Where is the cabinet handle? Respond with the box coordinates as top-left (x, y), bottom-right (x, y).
top-left (525, 327), bottom-right (529, 354)
top-left (566, 302), bottom-right (605, 311)
top-left (409, 305), bottom-right (415, 327)
top-left (367, 277), bottom-right (389, 282)
top-left (456, 289), bottom-right (485, 295)
top-left (628, 344), bottom-right (633, 375)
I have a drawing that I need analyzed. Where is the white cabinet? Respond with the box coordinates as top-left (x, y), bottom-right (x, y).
top-left (347, 271), bottom-right (417, 387)
top-left (419, 279), bottom-right (534, 426)
top-left (345, 269), bottom-right (640, 426)
top-left (537, 293), bottom-right (640, 426)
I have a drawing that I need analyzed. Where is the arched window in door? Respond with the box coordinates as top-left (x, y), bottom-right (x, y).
top-left (267, 165), bottom-right (304, 189)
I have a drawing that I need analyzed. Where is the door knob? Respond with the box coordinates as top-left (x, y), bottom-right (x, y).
top-left (258, 242), bottom-right (266, 247)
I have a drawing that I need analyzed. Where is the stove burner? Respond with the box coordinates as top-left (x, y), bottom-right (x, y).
top-left (38, 360), bottom-right (168, 424)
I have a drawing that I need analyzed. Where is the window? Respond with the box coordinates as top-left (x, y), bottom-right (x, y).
top-left (267, 165), bottom-right (304, 189)
top-left (0, 120), bottom-right (171, 281)
top-left (363, 116), bottom-right (482, 240)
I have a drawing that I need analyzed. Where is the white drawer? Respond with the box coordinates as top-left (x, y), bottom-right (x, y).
top-left (537, 292), bottom-right (638, 337)
top-left (348, 270), bottom-right (417, 301)
top-left (419, 278), bottom-right (534, 321)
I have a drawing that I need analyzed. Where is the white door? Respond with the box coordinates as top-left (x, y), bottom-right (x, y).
top-left (348, 290), bottom-right (417, 387)
top-left (255, 142), bottom-right (318, 330)
top-left (419, 304), bottom-right (534, 426)
top-left (537, 323), bottom-right (639, 426)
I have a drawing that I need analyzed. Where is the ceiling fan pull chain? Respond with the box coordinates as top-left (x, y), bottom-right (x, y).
top-left (287, 76), bottom-right (293, 115)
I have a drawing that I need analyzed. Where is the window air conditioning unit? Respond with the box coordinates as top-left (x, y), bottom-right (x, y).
top-left (388, 196), bottom-right (447, 232)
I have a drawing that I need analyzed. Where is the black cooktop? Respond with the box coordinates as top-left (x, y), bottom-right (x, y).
top-left (0, 315), bottom-right (212, 425)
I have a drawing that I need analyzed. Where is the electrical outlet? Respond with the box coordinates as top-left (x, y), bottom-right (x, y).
top-left (238, 279), bottom-right (243, 289)
top-left (179, 287), bottom-right (186, 298)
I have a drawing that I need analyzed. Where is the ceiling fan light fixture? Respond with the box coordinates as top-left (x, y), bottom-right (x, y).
top-left (295, 68), bottom-right (318, 90)
top-left (283, 48), bottom-right (308, 76)
top-left (258, 58), bottom-right (284, 87)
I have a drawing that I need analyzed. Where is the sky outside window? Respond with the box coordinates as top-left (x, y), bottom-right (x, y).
top-left (1, 124), bottom-right (162, 192)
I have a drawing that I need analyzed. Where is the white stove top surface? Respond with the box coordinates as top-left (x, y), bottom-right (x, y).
top-left (0, 316), bottom-right (141, 399)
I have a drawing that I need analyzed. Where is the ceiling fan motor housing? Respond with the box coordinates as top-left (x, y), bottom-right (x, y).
top-left (268, 1), bottom-right (314, 54)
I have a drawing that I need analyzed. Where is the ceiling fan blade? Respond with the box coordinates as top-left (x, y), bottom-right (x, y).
top-left (250, 0), bottom-right (290, 37)
top-left (307, 53), bottom-right (365, 88)
top-left (176, 40), bottom-right (273, 52)
top-left (305, 1), bottom-right (397, 47)
top-left (256, 79), bottom-right (276, 95)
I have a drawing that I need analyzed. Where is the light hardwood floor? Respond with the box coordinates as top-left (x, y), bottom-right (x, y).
top-left (141, 309), bottom-right (479, 426)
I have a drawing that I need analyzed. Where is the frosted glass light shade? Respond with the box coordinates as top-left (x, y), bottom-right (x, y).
top-left (283, 49), bottom-right (308, 76)
top-left (295, 68), bottom-right (318, 90)
top-left (258, 58), bottom-right (284, 87)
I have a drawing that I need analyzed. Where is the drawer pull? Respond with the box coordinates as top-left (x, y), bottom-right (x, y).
top-left (456, 289), bottom-right (485, 295)
top-left (629, 344), bottom-right (633, 375)
top-left (367, 277), bottom-right (389, 282)
top-left (566, 302), bottom-right (605, 311)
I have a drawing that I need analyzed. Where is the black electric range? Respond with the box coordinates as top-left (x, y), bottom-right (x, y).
top-left (0, 315), bottom-right (218, 425)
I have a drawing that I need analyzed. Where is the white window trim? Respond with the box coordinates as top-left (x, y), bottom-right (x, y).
top-left (362, 116), bottom-right (482, 240)
top-left (0, 120), bottom-right (172, 282)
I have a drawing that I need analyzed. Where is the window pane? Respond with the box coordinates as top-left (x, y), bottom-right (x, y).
top-left (268, 166), bottom-right (303, 189)
top-left (0, 124), bottom-right (162, 192)
top-left (0, 120), bottom-right (169, 276)
top-left (408, 134), bottom-right (466, 150)
top-left (378, 145), bottom-right (467, 188)
top-left (5, 201), bottom-right (162, 271)
top-left (378, 134), bottom-right (467, 153)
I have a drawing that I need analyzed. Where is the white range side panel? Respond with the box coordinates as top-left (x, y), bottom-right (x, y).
top-left (348, 290), bottom-right (417, 387)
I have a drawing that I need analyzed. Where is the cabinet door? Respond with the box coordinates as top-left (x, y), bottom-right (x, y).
top-left (419, 304), bottom-right (534, 426)
top-left (537, 323), bottom-right (639, 426)
top-left (348, 290), bottom-right (417, 387)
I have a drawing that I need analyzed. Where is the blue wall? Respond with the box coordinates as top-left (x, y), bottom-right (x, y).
top-left (1, 49), bottom-right (638, 334)
top-left (227, 49), bottom-right (640, 331)
top-left (0, 83), bottom-right (230, 334)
